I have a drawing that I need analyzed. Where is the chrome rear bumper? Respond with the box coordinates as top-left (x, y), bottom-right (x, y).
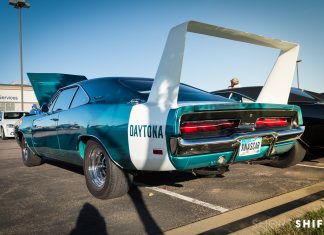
top-left (170, 126), bottom-right (305, 159)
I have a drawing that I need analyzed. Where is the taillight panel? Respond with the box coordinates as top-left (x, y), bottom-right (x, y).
top-left (180, 120), bottom-right (239, 135)
top-left (178, 110), bottom-right (298, 139)
top-left (255, 117), bottom-right (290, 128)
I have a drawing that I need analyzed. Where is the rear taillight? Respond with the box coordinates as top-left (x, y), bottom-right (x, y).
top-left (255, 118), bottom-right (289, 128)
top-left (180, 120), bottom-right (237, 134)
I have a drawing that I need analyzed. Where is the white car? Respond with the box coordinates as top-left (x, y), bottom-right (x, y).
top-left (0, 111), bottom-right (28, 139)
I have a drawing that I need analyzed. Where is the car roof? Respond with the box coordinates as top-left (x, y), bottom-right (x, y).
top-left (215, 86), bottom-right (323, 103)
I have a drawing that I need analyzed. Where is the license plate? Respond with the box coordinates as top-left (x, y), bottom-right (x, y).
top-left (238, 137), bottom-right (262, 156)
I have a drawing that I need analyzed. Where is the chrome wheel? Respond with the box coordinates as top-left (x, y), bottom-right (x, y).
top-left (84, 140), bottom-right (133, 199)
top-left (88, 147), bottom-right (107, 188)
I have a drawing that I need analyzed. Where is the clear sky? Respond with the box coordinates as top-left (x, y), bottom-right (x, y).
top-left (1, 0), bottom-right (323, 92)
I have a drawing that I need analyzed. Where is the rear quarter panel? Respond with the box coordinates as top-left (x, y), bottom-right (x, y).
top-left (78, 103), bottom-right (136, 169)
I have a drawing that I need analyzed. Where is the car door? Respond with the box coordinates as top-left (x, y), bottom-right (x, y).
top-left (56, 86), bottom-right (90, 165)
top-left (32, 87), bottom-right (78, 159)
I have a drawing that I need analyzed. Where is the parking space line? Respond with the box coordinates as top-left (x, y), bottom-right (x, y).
top-left (145, 185), bottom-right (229, 213)
top-left (297, 163), bottom-right (324, 169)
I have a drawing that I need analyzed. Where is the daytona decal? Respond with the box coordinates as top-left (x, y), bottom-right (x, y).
top-left (128, 104), bottom-right (176, 171)
top-left (129, 125), bottom-right (163, 138)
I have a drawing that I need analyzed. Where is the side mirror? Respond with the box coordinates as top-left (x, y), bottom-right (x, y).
top-left (41, 104), bottom-right (49, 113)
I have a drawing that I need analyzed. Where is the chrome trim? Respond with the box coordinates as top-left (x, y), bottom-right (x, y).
top-left (170, 126), bottom-right (305, 157)
top-left (22, 138), bottom-right (29, 161)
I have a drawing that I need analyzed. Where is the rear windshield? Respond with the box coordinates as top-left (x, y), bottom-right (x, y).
top-left (4, 112), bottom-right (27, 119)
top-left (289, 88), bottom-right (319, 102)
top-left (120, 78), bottom-right (231, 102)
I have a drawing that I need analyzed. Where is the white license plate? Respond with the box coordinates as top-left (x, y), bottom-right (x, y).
top-left (238, 137), bottom-right (262, 156)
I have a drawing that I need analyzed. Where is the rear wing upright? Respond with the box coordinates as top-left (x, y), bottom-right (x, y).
top-left (147, 21), bottom-right (299, 108)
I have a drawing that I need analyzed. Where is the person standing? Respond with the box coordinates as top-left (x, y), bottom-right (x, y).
top-left (29, 104), bottom-right (41, 115)
top-left (228, 77), bottom-right (240, 89)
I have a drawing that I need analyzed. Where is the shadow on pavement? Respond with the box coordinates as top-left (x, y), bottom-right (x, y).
top-left (128, 185), bottom-right (163, 234)
top-left (70, 203), bottom-right (108, 235)
top-left (134, 171), bottom-right (198, 187)
top-left (43, 158), bottom-right (84, 175)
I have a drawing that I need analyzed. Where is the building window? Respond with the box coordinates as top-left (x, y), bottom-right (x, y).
top-left (6, 103), bottom-right (15, 111)
top-left (0, 103), bottom-right (15, 111)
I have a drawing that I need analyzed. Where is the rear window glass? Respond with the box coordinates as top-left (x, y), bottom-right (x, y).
top-left (120, 79), bottom-right (231, 102)
top-left (4, 112), bottom-right (27, 119)
top-left (289, 88), bottom-right (318, 102)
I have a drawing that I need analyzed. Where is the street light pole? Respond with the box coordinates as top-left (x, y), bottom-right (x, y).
top-left (296, 59), bottom-right (302, 89)
top-left (9, 0), bottom-right (30, 111)
top-left (18, 7), bottom-right (24, 111)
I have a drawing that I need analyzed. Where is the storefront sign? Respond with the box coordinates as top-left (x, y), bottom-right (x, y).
top-left (0, 95), bottom-right (19, 101)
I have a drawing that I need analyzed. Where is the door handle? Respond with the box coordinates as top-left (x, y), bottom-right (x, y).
top-left (50, 118), bottom-right (59, 121)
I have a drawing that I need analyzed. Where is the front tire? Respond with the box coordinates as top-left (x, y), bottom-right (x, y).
top-left (268, 141), bottom-right (306, 168)
top-left (1, 127), bottom-right (6, 140)
top-left (84, 140), bottom-right (133, 199)
top-left (21, 136), bottom-right (43, 167)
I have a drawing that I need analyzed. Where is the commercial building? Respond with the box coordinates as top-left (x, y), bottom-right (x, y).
top-left (0, 83), bottom-right (38, 112)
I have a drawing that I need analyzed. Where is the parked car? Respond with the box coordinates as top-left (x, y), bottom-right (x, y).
top-left (0, 111), bottom-right (28, 140)
top-left (213, 87), bottom-right (324, 155)
top-left (15, 21), bottom-right (305, 199)
top-left (15, 75), bottom-right (305, 199)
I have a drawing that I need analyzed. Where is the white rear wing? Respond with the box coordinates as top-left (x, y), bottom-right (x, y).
top-left (147, 21), bottom-right (299, 108)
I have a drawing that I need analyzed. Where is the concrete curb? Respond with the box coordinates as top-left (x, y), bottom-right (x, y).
top-left (231, 199), bottom-right (324, 234)
top-left (165, 181), bottom-right (324, 235)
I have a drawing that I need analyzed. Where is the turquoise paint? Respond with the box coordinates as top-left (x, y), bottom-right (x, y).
top-left (273, 141), bottom-right (296, 155)
top-left (84, 104), bottom-right (136, 169)
top-left (171, 102), bottom-right (303, 135)
top-left (165, 102), bottom-right (302, 170)
top-left (170, 147), bottom-right (267, 170)
top-left (18, 75), bottom-right (303, 172)
top-left (171, 151), bottom-right (233, 170)
top-left (78, 140), bottom-right (86, 159)
top-left (168, 140), bottom-right (295, 170)
top-left (20, 76), bottom-right (137, 169)
top-left (27, 73), bottom-right (87, 106)
top-left (17, 114), bottom-right (44, 154)
top-left (19, 101), bottom-right (135, 169)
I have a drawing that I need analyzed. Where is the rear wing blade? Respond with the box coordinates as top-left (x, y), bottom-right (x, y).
top-left (27, 73), bottom-right (87, 106)
top-left (147, 21), bottom-right (299, 108)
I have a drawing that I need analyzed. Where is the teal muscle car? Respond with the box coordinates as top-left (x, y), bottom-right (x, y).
top-left (15, 21), bottom-right (305, 199)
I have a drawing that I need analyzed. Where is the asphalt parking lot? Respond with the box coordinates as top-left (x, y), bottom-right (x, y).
top-left (0, 139), bottom-right (323, 235)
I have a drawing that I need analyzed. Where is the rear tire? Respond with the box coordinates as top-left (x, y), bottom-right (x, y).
top-left (1, 127), bottom-right (6, 140)
top-left (268, 141), bottom-right (306, 168)
top-left (21, 136), bottom-right (43, 167)
top-left (84, 140), bottom-right (133, 199)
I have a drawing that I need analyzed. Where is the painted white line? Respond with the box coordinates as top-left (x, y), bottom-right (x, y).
top-left (297, 163), bottom-right (324, 169)
top-left (146, 186), bottom-right (229, 213)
